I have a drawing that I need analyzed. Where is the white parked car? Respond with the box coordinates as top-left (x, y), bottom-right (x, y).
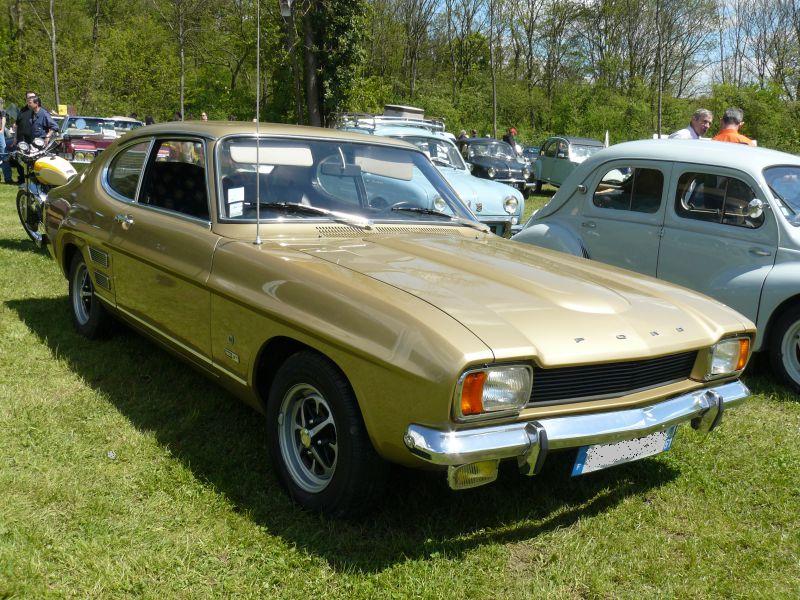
top-left (513, 139), bottom-right (800, 392)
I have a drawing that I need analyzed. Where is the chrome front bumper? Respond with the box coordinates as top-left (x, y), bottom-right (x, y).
top-left (404, 380), bottom-right (749, 476)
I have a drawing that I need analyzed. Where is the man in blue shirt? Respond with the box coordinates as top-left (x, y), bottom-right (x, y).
top-left (24, 96), bottom-right (57, 143)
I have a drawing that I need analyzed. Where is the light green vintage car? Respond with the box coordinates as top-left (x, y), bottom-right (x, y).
top-left (43, 122), bottom-right (754, 516)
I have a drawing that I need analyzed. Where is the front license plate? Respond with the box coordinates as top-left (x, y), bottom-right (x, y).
top-left (571, 426), bottom-right (677, 476)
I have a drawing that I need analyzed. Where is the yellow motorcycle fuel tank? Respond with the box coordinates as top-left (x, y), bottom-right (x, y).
top-left (34, 155), bottom-right (77, 187)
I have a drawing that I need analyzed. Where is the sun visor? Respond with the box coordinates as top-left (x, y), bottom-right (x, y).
top-left (355, 154), bottom-right (413, 180)
top-left (229, 145), bottom-right (313, 166)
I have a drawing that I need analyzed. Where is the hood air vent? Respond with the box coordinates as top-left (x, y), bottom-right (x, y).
top-left (316, 225), bottom-right (462, 238)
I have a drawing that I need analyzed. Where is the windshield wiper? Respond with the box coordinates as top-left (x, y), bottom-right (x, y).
top-left (391, 206), bottom-right (490, 233)
top-left (258, 202), bottom-right (373, 230)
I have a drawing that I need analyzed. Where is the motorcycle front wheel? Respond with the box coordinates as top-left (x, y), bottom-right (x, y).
top-left (16, 189), bottom-right (43, 244)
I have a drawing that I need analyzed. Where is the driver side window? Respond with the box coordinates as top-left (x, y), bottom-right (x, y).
top-left (675, 171), bottom-right (763, 229)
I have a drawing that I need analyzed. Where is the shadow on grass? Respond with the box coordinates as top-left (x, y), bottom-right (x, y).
top-left (0, 237), bottom-right (48, 255)
top-left (8, 295), bottom-right (681, 572)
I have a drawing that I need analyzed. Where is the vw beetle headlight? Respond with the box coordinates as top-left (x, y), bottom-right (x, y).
top-left (456, 365), bottom-right (533, 420)
top-left (503, 195), bottom-right (519, 214)
top-left (704, 337), bottom-right (751, 380)
top-left (487, 167), bottom-right (496, 178)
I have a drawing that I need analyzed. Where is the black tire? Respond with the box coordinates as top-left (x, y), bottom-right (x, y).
top-left (16, 190), bottom-right (41, 243)
top-left (767, 304), bottom-right (800, 394)
top-left (266, 350), bottom-right (388, 517)
top-left (68, 251), bottom-right (113, 339)
top-left (533, 179), bottom-right (542, 194)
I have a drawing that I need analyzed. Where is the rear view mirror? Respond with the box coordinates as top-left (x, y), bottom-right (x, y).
top-left (320, 162), bottom-right (362, 177)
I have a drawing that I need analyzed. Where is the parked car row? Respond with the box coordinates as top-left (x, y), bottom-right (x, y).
top-left (37, 121), bottom-right (761, 517)
top-left (55, 115), bottom-right (144, 167)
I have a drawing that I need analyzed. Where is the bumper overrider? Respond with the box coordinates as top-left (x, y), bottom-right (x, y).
top-left (403, 380), bottom-right (749, 489)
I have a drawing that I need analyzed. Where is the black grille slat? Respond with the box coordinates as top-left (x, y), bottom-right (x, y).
top-left (529, 351), bottom-right (697, 406)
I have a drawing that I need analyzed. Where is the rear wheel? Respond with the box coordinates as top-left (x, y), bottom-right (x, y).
top-left (768, 305), bottom-right (800, 394)
top-left (16, 190), bottom-right (42, 243)
top-left (68, 252), bottom-right (113, 339)
top-left (266, 350), bottom-right (388, 517)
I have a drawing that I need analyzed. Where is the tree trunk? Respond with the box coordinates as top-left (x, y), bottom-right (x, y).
top-left (285, 8), bottom-right (304, 124)
top-left (49, 0), bottom-right (60, 108)
top-left (179, 16), bottom-right (185, 120)
top-left (489, 0), bottom-right (497, 138)
top-left (302, 3), bottom-right (321, 127)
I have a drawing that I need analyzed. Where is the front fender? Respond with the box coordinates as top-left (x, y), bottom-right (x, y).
top-left (511, 221), bottom-right (586, 258)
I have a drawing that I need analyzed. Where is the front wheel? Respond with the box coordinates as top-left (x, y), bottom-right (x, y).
top-left (16, 189), bottom-right (43, 243)
top-left (768, 305), bottom-right (800, 394)
top-left (266, 351), bottom-right (388, 517)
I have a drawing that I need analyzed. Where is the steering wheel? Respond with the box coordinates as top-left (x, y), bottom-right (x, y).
top-left (430, 156), bottom-right (451, 167)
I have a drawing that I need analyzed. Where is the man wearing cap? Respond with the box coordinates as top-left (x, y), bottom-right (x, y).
top-left (502, 127), bottom-right (518, 154)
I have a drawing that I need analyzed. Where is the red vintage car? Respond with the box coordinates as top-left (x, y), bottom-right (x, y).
top-left (57, 116), bottom-right (143, 167)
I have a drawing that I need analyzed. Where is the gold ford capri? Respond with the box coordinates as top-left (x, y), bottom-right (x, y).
top-left (42, 122), bottom-right (754, 516)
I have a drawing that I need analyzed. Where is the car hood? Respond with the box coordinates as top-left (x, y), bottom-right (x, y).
top-left (439, 168), bottom-right (522, 209)
top-left (289, 231), bottom-right (751, 365)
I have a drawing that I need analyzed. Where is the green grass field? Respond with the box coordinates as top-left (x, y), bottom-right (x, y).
top-left (1, 185), bottom-right (798, 598)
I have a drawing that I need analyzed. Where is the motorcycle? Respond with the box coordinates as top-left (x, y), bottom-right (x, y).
top-left (13, 136), bottom-right (77, 245)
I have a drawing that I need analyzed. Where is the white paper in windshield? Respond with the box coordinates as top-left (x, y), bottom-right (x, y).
top-left (228, 186), bottom-right (244, 217)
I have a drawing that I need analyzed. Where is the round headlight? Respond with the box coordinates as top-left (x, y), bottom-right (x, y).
top-left (523, 167), bottom-right (531, 178)
top-left (503, 196), bottom-right (519, 214)
top-left (433, 196), bottom-right (446, 212)
top-left (487, 167), bottom-right (496, 178)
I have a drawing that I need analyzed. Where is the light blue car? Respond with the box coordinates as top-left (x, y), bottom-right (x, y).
top-left (513, 139), bottom-right (800, 392)
top-left (338, 121), bottom-right (525, 235)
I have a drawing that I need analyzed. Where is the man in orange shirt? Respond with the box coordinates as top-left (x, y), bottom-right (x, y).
top-left (712, 107), bottom-right (755, 145)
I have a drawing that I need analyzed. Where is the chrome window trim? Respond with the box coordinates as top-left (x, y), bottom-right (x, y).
top-left (212, 133), bottom-right (476, 226)
top-left (101, 136), bottom-right (155, 204)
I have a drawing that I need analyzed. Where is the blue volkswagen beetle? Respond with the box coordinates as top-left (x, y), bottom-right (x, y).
top-left (337, 119), bottom-right (524, 236)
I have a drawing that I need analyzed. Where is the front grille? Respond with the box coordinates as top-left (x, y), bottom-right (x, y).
top-left (529, 350), bottom-right (698, 406)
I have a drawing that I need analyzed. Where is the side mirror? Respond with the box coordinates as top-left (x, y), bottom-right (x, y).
top-left (747, 198), bottom-right (765, 219)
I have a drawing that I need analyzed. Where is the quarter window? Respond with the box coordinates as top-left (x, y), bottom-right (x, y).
top-left (138, 139), bottom-right (209, 220)
top-left (675, 172), bottom-right (763, 229)
top-left (544, 142), bottom-right (557, 158)
top-left (106, 141), bottom-right (151, 201)
top-left (593, 167), bottom-right (663, 214)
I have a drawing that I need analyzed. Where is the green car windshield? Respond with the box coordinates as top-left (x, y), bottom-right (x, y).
top-left (216, 136), bottom-right (477, 224)
top-left (469, 141), bottom-right (516, 160)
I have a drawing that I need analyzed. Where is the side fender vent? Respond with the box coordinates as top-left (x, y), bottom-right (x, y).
top-left (94, 270), bottom-right (112, 292)
top-left (88, 246), bottom-right (109, 268)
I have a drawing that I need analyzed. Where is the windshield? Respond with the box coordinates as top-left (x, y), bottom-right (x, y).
top-left (570, 144), bottom-right (603, 162)
top-left (397, 135), bottom-right (466, 170)
top-left (217, 137), bottom-right (476, 224)
top-left (468, 141), bottom-right (516, 160)
top-left (62, 117), bottom-right (115, 137)
top-left (112, 119), bottom-right (142, 132)
top-left (764, 166), bottom-right (800, 219)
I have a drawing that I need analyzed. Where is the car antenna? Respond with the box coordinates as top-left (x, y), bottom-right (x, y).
top-left (253, 0), bottom-right (262, 246)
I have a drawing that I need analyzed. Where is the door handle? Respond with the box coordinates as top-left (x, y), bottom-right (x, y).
top-left (581, 221), bottom-right (596, 229)
top-left (749, 248), bottom-right (771, 257)
top-left (114, 213), bottom-right (134, 229)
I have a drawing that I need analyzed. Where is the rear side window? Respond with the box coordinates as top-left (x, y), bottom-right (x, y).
top-left (675, 172), bottom-right (763, 228)
top-left (593, 167), bottom-right (663, 213)
top-left (106, 141), bottom-right (151, 200)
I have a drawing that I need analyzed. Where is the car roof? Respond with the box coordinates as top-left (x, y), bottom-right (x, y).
top-left (544, 136), bottom-right (604, 146)
top-left (124, 121), bottom-right (418, 150)
top-left (597, 139), bottom-right (800, 172)
top-left (374, 125), bottom-right (452, 141)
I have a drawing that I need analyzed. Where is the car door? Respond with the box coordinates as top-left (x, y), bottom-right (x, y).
top-left (538, 140), bottom-right (556, 182)
top-left (579, 160), bottom-right (670, 275)
top-left (656, 164), bottom-right (778, 322)
top-left (105, 136), bottom-right (220, 360)
top-left (551, 140), bottom-right (573, 186)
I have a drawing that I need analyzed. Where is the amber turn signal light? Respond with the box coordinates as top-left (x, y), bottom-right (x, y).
top-left (460, 371), bottom-right (487, 415)
top-left (736, 337), bottom-right (750, 371)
